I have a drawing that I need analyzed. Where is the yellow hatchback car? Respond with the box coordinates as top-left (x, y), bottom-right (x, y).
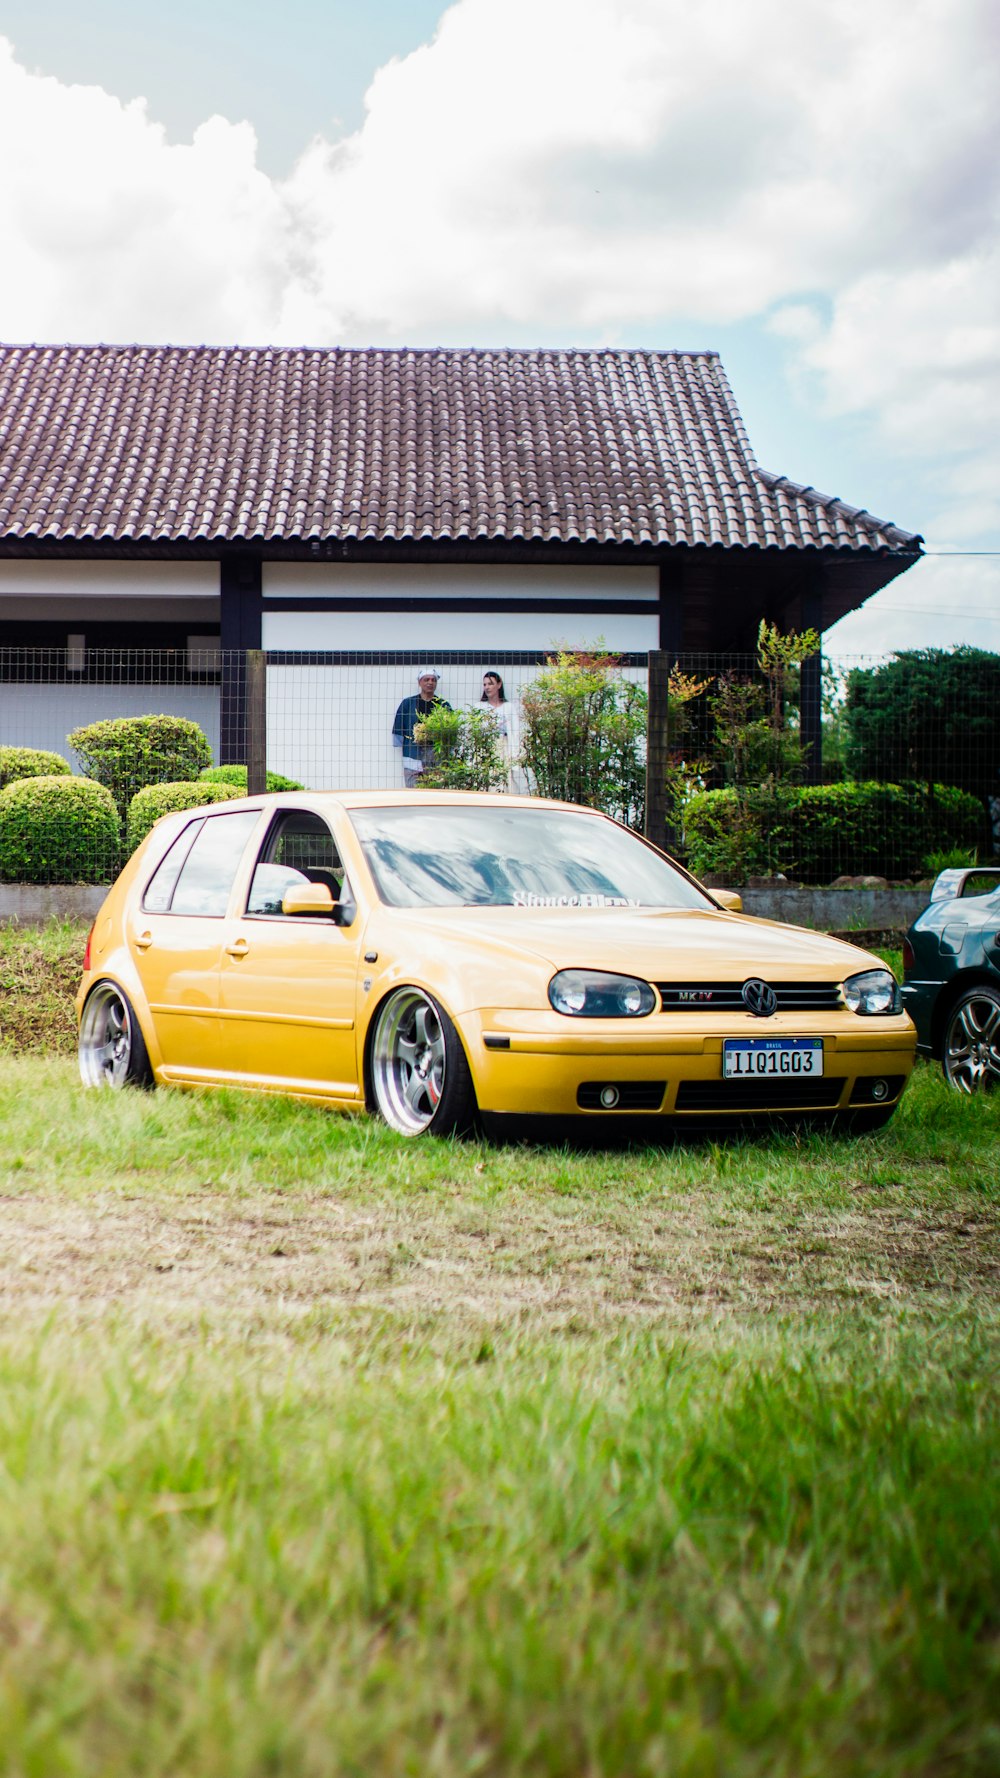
top-left (77, 790), bottom-right (916, 1137)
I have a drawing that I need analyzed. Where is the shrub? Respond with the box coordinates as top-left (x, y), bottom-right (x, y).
top-left (126, 781), bottom-right (244, 853)
top-left (0, 746), bottom-right (72, 790)
top-left (415, 706), bottom-right (510, 791)
top-left (520, 647), bottom-right (647, 829)
top-left (200, 765), bottom-right (304, 792)
top-left (67, 715), bottom-right (213, 820)
top-left (682, 783), bottom-right (799, 880)
top-left (0, 775), bottom-right (120, 884)
top-left (683, 781), bottom-right (985, 882)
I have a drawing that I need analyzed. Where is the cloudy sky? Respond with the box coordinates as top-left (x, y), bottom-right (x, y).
top-left (1, 0), bottom-right (997, 657)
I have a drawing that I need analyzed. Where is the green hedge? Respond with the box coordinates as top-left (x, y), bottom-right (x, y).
top-left (126, 781), bottom-right (244, 854)
top-left (0, 775), bottom-right (120, 885)
top-left (683, 781), bottom-right (985, 882)
top-left (0, 746), bottom-right (72, 790)
top-left (200, 764), bottom-right (304, 792)
top-left (67, 715), bottom-right (213, 820)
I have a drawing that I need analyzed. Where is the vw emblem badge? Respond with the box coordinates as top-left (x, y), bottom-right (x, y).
top-left (742, 977), bottom-right (778, 1018)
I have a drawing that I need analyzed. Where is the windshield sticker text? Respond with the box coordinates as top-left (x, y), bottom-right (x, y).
top-left (511, 892), bottom-right (639, 908)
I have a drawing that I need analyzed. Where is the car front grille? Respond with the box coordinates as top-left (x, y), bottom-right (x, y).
top-left (674, 1078), bottom-right (843, 1112)
top-left (656, 981), bottom-right (842, 1012)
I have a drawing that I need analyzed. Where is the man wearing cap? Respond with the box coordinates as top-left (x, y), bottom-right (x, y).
top-left (391, 668), bottom-right (452, 788)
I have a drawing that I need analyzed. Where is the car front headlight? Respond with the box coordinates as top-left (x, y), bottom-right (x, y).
top-left (842, 968), bottom-right (902, 1016)
top-left (549, 969), bottom-right (656, 1017)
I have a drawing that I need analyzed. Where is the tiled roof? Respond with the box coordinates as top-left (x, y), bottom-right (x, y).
top-left (0, 344), bottom-right (920, 553)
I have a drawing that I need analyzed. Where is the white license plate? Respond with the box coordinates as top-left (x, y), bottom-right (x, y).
top-left (723, 1039), bottom-right (824, 1078)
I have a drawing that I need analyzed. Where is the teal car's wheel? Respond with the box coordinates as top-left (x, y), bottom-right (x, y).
top-left (369, 987), bottom-right (476, 1136)
top-left (943, 984), bottom-right (1000, 1093)
top-left (79, 982), bottom-right (153, 1090)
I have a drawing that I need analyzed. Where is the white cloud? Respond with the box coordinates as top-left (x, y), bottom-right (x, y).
top-left (0, 38), bottom-right (291, 342)
top-left (0, 1), bottom-right (997, 572)
top-left (272, 0), bottom-right (1000, 340)
top-left (2, 2), bottom-right (997, 344)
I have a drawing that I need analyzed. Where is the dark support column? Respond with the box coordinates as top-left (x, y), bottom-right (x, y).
top-left (219, 555), bottom-right (263, 766)
top-left (645, 649), bottom-right (675, 855)
top-left (246, 651), bottom-right (267, 796)
top-left (658, 562), bottom-right (684, 655)
top-left (800, 585), bottom-right (823, 785)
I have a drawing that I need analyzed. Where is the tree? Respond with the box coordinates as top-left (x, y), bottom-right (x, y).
top-left (844, 647), bottom-right (1000, 802)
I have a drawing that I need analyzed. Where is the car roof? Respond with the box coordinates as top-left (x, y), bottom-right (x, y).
top-left (190, 789), bottom-right (603, 816)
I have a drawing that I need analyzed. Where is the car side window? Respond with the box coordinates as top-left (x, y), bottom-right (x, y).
top-left (163, 811), bottom-right (261, 916)
top-left (143, 819), bottom-right (206, 913)
top-left (246, 810), bottom-right (355, 924)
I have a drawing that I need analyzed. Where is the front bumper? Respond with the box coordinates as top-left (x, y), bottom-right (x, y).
top-left (458, 1009), bottom-right (917, 1117)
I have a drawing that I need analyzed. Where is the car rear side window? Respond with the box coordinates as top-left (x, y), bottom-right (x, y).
top-left (145, 811), bottom-right (260, 916)
top-left (143, 820), bottom-right (205, 913)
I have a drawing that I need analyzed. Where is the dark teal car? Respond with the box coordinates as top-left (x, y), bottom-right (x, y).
top-left (903, 867), bottom-right (1000, 1092)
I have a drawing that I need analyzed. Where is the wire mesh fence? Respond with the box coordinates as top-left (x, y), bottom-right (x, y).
top-left (1, 644), bottom-right (998, 886)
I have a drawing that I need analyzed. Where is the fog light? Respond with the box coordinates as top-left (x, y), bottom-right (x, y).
top-left (599, 1085), bottom-right (620, 1109)
top-left (871, 1078), bottom-right (889, 1101)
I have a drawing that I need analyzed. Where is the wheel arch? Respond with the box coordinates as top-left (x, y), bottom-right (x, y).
top-left (361, 978), bottom-right (477, 1118)
top-left (80, 970), bottom-right (162, 1077)
top-left (930, 968), bottom-right (1000, 1058)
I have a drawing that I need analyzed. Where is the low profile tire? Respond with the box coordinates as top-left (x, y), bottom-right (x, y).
top-left (78, 982), bottom-right (153, 1090)
top-left (942, 984), bottom-right (1000, 1094)
top-left (369, 986), bottom-right (477, 1137)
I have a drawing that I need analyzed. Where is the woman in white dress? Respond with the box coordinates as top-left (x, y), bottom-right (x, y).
top-left (479, 670), bottom-right (524, 791)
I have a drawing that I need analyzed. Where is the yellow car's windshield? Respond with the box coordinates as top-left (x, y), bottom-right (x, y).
top-left (349, 805), bottom-right (713, 911)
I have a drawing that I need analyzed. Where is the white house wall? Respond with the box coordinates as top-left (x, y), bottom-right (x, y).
top-left (265, 660), bottom-right (649, 792)
top-left (262, 562), bottom-right (659, 653)
top-left (0, 560), bottom-right (219, 613)
top-left (1, 558), bottom-right (655, 789)
top-left (262, 565), bottom-right (658, 787)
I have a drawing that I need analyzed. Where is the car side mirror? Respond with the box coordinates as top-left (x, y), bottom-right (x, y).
top-left (282, 882), bottom-right (336, 917)
top-left (712, 890), bottom-right (743, 913)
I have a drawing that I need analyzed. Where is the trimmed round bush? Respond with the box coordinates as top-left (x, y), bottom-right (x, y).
top-left (126, 780), bottom-right (243, 854)
top-left (0, 775), bottom-right (120, 885)
top-left (0, 745), bottom-right (71, 790)
top-left (67, 714), bottom-right (213, 819)
top-left (684, 780), bottom-right (985, 882)
top-left (200, 764), bottom-right (304, 792)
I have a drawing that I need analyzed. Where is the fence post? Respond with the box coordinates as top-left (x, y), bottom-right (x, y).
top-left (644, 649), bottom-right (674, 855)
top-left (800, 648), bottom-right (823, 784)
top-left (246, 650), bottom-right (267, 796)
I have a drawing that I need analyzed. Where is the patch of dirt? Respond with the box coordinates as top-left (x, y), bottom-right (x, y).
top-left (0, 1190), bottom-right (995, 1332)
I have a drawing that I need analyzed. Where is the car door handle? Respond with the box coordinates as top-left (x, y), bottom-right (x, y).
top-left (225, 938), bottom-right (250, 958)
top-left (134, 931), bottom-right (153, 951)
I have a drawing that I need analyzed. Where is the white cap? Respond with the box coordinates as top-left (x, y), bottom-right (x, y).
top-left (416, 665), bottom-right (441, 681)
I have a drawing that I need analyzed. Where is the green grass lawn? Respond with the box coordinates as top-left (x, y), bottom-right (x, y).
top-left (0, 924), bottom-right (996, 1775)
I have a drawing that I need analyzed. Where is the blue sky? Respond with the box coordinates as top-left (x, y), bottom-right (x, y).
top-left (1, 0), bottom-right (997, 657)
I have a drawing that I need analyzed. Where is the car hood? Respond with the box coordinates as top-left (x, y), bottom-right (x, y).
top-left (383, 905), bottom-right (884, 980)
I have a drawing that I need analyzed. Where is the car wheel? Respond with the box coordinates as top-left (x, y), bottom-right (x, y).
top-left (79, 982), bottom-right (153, 1090)
top-left (369, 986), bottom-right (477, 1137)
top-left (942, 984), bottom-right (1000, 1093)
